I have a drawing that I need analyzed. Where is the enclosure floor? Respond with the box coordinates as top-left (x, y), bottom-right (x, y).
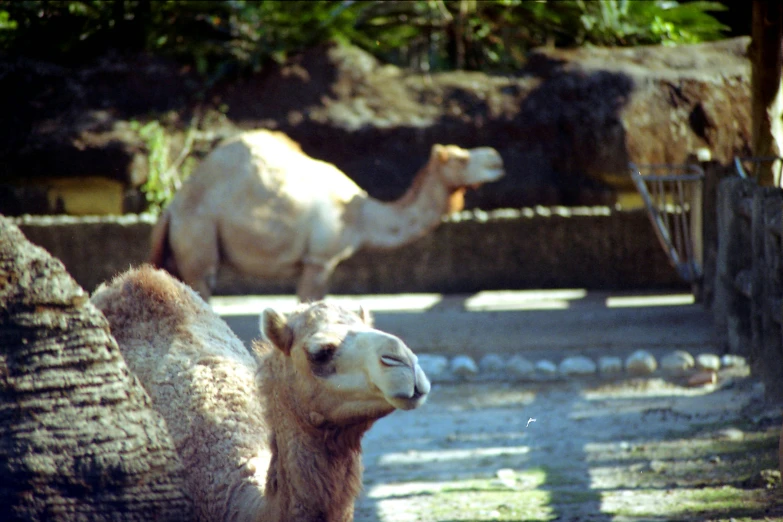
top-left (215, 289), bottom-right (781, 521)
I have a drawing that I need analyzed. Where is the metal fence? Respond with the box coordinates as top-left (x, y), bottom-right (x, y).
top-left (629, 163), bottom-right (704, 284)
top-left (733, 155), bottom-right (783, 183)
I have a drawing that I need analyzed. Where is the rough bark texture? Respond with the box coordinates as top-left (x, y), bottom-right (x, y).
top-left (750, 0), bottom-right (783, 186)
top-left (699, 160), bottom-right (737, 309)
top-left (749, 187), bottom-right (783, 398)
top-left (0, 216), bottom-right (193, 521)
top-left (713, 177), bottom-right (756, 356)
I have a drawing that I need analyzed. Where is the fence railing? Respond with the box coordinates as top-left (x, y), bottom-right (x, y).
top-left (629, 163), bottom-right (704, 284)
top-left (733, 155), bottom-right (783, 183)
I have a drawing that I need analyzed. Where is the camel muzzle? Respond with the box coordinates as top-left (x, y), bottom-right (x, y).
top-left (465, 148), bottom-right (505, 185)
top-left (390, 362), bottom-right (430, 410)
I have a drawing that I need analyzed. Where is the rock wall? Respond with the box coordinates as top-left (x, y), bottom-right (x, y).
top-left (218, 38), bottom-right (751, 208)
top-left (14, 209), bottom-right (684, 295)
top-left (0, 38), bottom-right (751, 214)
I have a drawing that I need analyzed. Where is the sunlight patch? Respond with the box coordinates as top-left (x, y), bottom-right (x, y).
top-left (599, 486), bottom-right (772, 517)
top-left (582, 378), bottom-right (716, 400)
top-left (367, 473), bottom-right (554, 522)
top-left (377, 445), bottom-right (530, 466)
top-left (465, 289), bottom-right (587, 311)
top-left (211, 293), bottom-right (443, 315)
top-left (605, 293), bottom-right (695, 308)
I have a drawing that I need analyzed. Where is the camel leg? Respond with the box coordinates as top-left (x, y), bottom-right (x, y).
top-left (169, 217), bottom-right (219, 301)
top-left (297, 262), bottom-right (334, 302)
top-left (187, 276), bottom-right (215, 302)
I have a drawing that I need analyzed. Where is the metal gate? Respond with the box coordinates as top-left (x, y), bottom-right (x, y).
top-left (629, 163), bottom-right (704, 283)
top-left (733, 155), bottom-right (783, 183)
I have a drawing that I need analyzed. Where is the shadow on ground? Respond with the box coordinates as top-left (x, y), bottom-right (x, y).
top-left (357, 378), bottom-right (782, 522)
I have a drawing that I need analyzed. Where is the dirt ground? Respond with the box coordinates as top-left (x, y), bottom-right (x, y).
top-left (358, 375), bottom-right (782, 522)
top-left (214, 290), bottom-right (783, 521)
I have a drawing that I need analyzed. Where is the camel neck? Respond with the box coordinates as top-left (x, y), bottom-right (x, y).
top-left (360, 164), bottom-right (463, 250)
top-left (259, 358), bottom-right (368, 522)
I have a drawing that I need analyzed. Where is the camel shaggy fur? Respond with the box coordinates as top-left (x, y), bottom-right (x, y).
top-left (91, 265), bottom-right (430, 522)
top-left (149, 130), bottom-right (505, 301)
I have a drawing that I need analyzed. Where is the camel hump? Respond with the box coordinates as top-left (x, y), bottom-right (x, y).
top-left (92, 265), bottom-right (206, 335)
top-left (236, 129), bottom-right (303, 153)
top-left (265, 130), bottom-right (303, 152)
top-left (148, 208), bottom-right (180, 279)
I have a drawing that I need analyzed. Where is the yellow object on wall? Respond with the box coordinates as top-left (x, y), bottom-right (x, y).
top-left (44, 177), bottom-right (125, 215)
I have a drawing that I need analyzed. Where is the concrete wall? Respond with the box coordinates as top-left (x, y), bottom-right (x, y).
top-left (13, 207), bottom-right (684, 296)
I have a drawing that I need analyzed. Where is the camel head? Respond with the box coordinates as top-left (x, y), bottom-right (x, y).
top-left (430, 144), bottom-right (505, 190)
top-left (260, 302), bottom-right (430, 426)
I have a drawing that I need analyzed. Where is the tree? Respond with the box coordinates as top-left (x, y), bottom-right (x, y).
top-left (0, 1), bottom-right (731, 76)
top-left (749, 0), bottom-right (783, 186)
top-left (0, 216), bottom-right (193, 521)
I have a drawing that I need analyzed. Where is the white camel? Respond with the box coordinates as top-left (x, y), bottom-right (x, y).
top-left (149, 129), bottom-right (504, 301)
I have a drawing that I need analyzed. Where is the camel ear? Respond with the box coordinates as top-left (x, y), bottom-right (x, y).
top-left (358, 305), bottom-right (373, 327)
top-left (261, 308), bottom-right (293, 355)
top-left (432, 144), bottom-right (449, 164)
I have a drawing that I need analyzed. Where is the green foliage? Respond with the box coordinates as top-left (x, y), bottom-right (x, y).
top-left (0, 1), bottom-right (731, 75)
top-left (0, 9), bottom-right (17, 30)
top-left (572, 0), bottom-right (730, 46)
top-left (130, 119), bottom-right (195, 214)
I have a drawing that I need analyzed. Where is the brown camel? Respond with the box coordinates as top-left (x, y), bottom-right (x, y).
top-left (149, 129), bottom-right (505, 301)
top-left (91, 265), bottom-right (430, 522)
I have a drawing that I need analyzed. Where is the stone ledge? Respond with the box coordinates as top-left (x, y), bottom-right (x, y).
top-left (13, 206), bottom-right (684, 294)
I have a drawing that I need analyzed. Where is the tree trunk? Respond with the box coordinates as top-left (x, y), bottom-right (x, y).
top-left (0, 216), bottom-right (193, 521)
top-left (750, 0), bottom-right (783, 186)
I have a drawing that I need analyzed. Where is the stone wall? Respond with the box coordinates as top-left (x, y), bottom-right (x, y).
top-left (13, 208), bottom-right (683, 295)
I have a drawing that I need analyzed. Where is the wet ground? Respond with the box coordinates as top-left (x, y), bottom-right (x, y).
top-left (213, 290), bottom-right (783, 521)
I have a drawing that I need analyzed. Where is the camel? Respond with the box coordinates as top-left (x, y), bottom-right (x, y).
top-left (148, 129), bottom-right (505, 301)
top-left (91, 265), bottom-right (430, 522)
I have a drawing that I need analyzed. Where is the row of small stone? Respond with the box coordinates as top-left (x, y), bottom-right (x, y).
top-left (418, 349), bottom-right (748, 384)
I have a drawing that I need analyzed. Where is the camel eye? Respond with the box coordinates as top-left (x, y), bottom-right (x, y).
top-left (308, 343), bottom-right (337, 365)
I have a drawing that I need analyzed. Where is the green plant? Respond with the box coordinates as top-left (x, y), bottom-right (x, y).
top-left (0, 9), bottom-right (16, 30)
top-left (572, 0), bottom-right (729, 46)
top-left (0, 1), bottom-right (732, 76)
top-left (130, 119), bottom-right (196, 215)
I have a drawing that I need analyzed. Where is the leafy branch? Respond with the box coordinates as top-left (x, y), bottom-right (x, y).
top-left (0, 1), bottom-right (732, 76)
top-left (131, 112), bottom-right (200, 215)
